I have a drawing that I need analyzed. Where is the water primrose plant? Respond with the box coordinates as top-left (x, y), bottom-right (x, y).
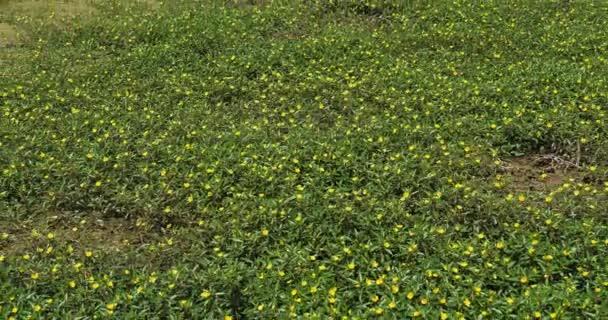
top-left (1, 0), bottom-right (608, 318)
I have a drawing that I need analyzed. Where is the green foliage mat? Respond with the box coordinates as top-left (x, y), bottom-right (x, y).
top-left (1, 0), bottom-right (607, 318)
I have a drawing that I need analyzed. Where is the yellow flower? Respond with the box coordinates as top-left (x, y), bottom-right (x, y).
top-left (31, 273), bottom-right (39, 280)
top-left (388, 301), bottom-right (397, 309)
top-left (34, 304), bottom-right (42, 312)
top-left (261, 229), bottom-right (269, 236)
top-left (520, 276), bottom-right (528, 284)
top-left (463, 298), bottom-right (471, 307)
top-left (69, 281), bottom-right (76, 288)
top-left (407, 291), bottom-right (415, 300)
top-left (225, 316), bottom-right (233, 320)
top-left (200, 290), bottom-right (212, 299)
top-left (328, 287), bottom-right (337, 296)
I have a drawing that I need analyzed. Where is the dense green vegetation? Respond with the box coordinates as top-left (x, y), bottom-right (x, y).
top-left (1, 0), bottom-right (608, 318)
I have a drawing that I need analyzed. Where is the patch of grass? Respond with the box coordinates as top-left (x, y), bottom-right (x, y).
top-left (1, 0), bottom-right (608, 318)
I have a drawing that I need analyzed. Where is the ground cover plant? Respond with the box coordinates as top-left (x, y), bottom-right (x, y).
top-left (1, 0), bottom-right (608, 318)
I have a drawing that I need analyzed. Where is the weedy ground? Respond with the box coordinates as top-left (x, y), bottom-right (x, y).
top-left (1, 0), bottom-right (608, 319)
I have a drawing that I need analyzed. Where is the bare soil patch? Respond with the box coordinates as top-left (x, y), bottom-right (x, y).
top-left (0, 22), bottom-right (19, 46)
top-left (0, 214), bottom-right (151, 257)
top-left (8, 0), bottom-right (98, 19)
top-left (503, 154), bottom-right (583, 192)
